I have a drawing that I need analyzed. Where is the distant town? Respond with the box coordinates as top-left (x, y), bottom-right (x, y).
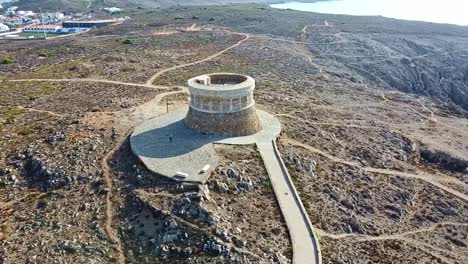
top-left (0, 4), bottom-right (127, 40)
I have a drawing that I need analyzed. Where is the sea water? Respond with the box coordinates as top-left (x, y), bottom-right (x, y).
top-left (271, 0), bottom-right (468, 26)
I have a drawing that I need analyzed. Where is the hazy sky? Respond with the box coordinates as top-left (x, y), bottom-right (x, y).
top-left (272, 0), bottom-right (468, 26)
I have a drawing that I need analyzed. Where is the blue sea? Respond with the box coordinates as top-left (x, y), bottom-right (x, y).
top-left (271, 0), bottom-right (468, 26)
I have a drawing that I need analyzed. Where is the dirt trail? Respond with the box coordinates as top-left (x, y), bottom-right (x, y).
top-left (96, 89), bottom-right (184, 264)
top-left (11, 32), bottom-right (250, 90)
top-left (318, 221), bottom-right (468, 241)
top-left (97, 86), bottom-right (188, 263)
top-left (364, 167), bottom-right (468, 201)
top-left (0, 193), bottom-right (39, 210)
top-left (18, 106), bottom-right (64, 117)
top-left (145, 33), bottom-right (250, 85)
top-left (416, 99), bottom-right (437, 122)
top-left (10, 78), bottom-right (164, 89)
top-left (374, 85), bottom-right (448, 127)
top-left (284, 138), bottom-right (468, 202)
top-left (380, 92), bottom-right (389, 103)
top-left (127, 88), bottom-right (188, 123)
top-left (293, 25), bottom-right (326, 77)
top-left (317, 222), bottom-right (468, 264)
top-left (185, 24), bottom-right (201, 32)
top-left (92, 32), bottom-right (249, 262)
top-left (5, 29), bottom-right (321, 263)
top-left (276, 113), bottom-right (378, 130)
top-left (284, 137), bottom-right (360, 167)
top-left (100, 130), bottom-right (129, 264)
top-left (402, 238), bottom-right (460, 264)
top-left (0, 105), bottom-right (64, 118)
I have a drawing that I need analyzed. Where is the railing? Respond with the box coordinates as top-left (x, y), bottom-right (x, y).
top-left (270, 139), bottom-right (322, 264)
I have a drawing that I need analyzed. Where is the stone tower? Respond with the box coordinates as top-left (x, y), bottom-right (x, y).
top-left (184, 73), bottom-right (262, 136)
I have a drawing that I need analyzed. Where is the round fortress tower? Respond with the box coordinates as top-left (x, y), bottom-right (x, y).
top-left (184, 73), bottom-right (262, 136)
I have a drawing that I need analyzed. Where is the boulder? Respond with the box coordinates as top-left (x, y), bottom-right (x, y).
top-left (203, 238), bottom-right (229, 256)
top-left (226, 168), bottom-right (240, 179)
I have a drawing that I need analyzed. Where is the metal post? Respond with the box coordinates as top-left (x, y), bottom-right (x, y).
top-left (166, 101), bottom-right (169, 113)
top-left (39, 8), bottom-right (46, 39)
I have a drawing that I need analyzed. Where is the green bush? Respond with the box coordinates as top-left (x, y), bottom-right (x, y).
top-left (122, 39), bottom-right (133, 44)
top-left (38, 50), bottom-right (55, 57)
top-left (1, 57), bottom-right (15, 64)
top-left (283, 245), bottom-right (293, 258)
top-left (36, 199), bottom-right (48, 209)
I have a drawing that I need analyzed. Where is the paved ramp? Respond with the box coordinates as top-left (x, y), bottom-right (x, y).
top-left (257, 141), bottom-right (321, 264)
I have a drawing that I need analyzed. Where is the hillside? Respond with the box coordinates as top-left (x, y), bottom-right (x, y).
top-left (0, 4), bottom-right (467, 264)
top-left (11, 0), bottom-right (91, 11)
top-left (8, 0), bottom-right (322, 12)
top-left (118, 5), bottom-right (468, 113)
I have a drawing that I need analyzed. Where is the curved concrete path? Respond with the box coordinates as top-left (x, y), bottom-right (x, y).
top-left (130, 107), bottom-right (281, 183)
top-left (258, 141), bottom-right (321, 264)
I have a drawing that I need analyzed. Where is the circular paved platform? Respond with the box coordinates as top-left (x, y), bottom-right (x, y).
top-left (130, 106), bottom-right (281, 183)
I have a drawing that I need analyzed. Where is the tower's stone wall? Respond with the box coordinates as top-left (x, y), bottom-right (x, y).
top-left (184, 73), bottom-right (262, 136)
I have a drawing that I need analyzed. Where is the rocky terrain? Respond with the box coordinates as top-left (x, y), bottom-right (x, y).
top-left (138, 4), bottom-right (468, 113)
top-left (114, 144), bottom-right (291, 263)
top-left (1, 4), bottom-right (467, 264)
top-left (303, 17), bottom-right (468, 113)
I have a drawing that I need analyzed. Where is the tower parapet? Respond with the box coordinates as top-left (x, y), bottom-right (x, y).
top-left (184, 73), bottom-right (262, 136)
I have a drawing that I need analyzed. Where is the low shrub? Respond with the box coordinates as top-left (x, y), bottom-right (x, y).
top-left (122, 39), bottom-right (133, 44)
top-left (1, 57), bottom-right (15, 64)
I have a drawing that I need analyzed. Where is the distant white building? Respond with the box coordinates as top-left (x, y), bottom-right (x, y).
top-left (22, 25), bottom-right (61, 33)
top-left (6, 6), bottom-right (18, 16)
top-left (0, 16), bottom-right (23, 26)
top-left (57, 27), bottom-right (89, 34)
top-left (0, 23), bottom-right (9, 32)
top-left (103, 7), bottom-right (122, 14)
top-left (42, 12), bottom-right (64, 22)
top-left (17, 10), bottom-right (35, 17)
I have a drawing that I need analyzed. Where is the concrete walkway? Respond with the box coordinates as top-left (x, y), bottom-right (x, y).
top-left (257, 141), bottom-right (321, 264)
top-left (130, 107), bottom-right (281, 183)
top-left (130, 107), bottom-right (321, 263)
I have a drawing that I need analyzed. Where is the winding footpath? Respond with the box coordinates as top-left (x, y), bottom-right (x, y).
top-left (100, 132), bottom-right (129, 264)
top-left (97, 33), bottom-right (250, 263)
top-left (317, 221), bottom-right (468, 264)
top-left (317, 221), bottom-right (468, 242)
top-left (285, 138), bottom-right (468, 203)
top-left (145, 33), bottom-right (250, 85)
top-left (17, 106), bottom-right (65, 118)
top-left (11, 78), bottom-right (165, 89)
top-left (8, 26), bottom-right (460, 263)
top-left (102, 88), bottom-right (188, 264)
top-left (6, 30), bottom-right (323, 263)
